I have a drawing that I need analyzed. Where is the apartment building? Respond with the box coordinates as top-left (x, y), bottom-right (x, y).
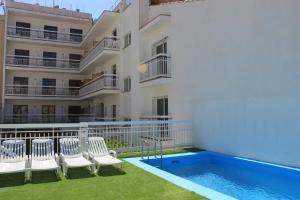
top-left (2, 0), bottom-right (300, 166)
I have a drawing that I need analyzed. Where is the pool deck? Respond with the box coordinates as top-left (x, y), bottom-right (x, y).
top-left (125, 152), bottom-right (236, 200)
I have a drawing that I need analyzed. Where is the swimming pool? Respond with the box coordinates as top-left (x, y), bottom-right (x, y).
top-left (126, 151), bottom-right (300, 200)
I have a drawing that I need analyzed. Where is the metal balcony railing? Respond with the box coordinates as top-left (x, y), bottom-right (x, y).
top-left (3, 114), bottom-right (96, 124)
top-left (6, 55), bottom-right (80, 69)
top-left (7, 26), bottom-right (83, 43)
top-left (80, 74), bottom-right (119, 96)
top-left (5, 85), bottom-right (80, 97)
top-left (5, 75), bottom-right (119, 98)
top-left (139, 54), bottom-right (171, 83)
top-left (80, 37), bottom-right (119, 70)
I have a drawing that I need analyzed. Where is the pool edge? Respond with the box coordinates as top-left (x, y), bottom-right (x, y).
top-left (124, 152), bottom-right (236, 200)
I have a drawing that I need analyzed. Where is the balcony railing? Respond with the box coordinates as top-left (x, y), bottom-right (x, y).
top-left (80, 74), bottom-right (119, 97)
top-left (6, 55), bottom-right (80, 70)
top-left (0, 120), bottom-right (193, 152)
top-left (139, 54), bottom-right (171, 83)
top-left (5, 85), bottom-right (80, 97)
top-left (3, 114), bottom-right (96, 124)
top-left (7, 26), bottom-right (83, 43)
top-left (80, 37), bottom-right (119, 70)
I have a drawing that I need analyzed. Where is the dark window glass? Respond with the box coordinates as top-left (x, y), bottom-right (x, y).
top-left (13, 77), bottom-right (28, 95)
top-left (13, 105), bottom-right (28, 123)
top-left (44, 25), bottom-right (58, 40)
top-left (42, 105), bottom-right (55, 123)
top-left (68, 106), bottom-right (82, 123)
top-left (70, 28), bottom-right (83, 42)
top-left (14, 49), bottom-right (29, 65)
top-left (43, 52), bottom-right (57, 67)
top-left (42, 78), bottom-right (56, 95)
top-left (69, 80), bottom-right (81, 96)
top-left (69, 54), bottom-right (82, 68)
top-left (16, 22), bottom-right (31, 37)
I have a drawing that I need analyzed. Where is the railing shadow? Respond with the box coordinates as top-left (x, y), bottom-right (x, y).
top-left (98, 166), bottom-right (126, 177)
top-left (0, 173), bottom-right (25, 188)
top-left (31, 171), bottom-right (61, 184)
top-left (65, 168), bottom-right (95, 180)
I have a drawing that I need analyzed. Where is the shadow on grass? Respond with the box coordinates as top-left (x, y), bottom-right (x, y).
top-left (0, 173), bottom-right (25, 188)
top-left (66, 168), bottom-right (95, 180)
top-left (98, 166), bottom-right (126, 177)
top-left (31, 171), bottom-right (61, 184)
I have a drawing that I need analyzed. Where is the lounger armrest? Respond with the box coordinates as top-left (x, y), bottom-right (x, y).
top-left (109, 150), bottom-right (117, 158)
top-left (83, 151), bottom-right (89, 160)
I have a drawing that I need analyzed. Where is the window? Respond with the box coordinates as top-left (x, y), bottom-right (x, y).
top-left (13, 77), bottom-right (28, 95)
top-left (13, 105), bottom-right (28, 123)
top-left (69, 54), bottom-right (82, 68)
top-left (123, 77), bottom-right (131, 92)
top-left (152, 96), bottom-right (168, 116)
top-left (42, 78), bottom-right (56, 95)
top-left (112, 29), bottom-right (117, 40)
top-left (112, 105), bottom-right (117, 121)
top-left (16, 22), bottom-right (30, 37)
top-left (68, 106), bottom-right (82, 123)
top-left (69, 80), bottom-right (81, 95)
top-left (42, 105), bottom-right (55, 123)
top-left (153, 38), bottom-right (167, 55)
top-left (44, 25), bottom-right (58, 40)
top-left (123, 32), bottom-right (131, 48)
top-left (70, 28), bottom-right (83, 42)
top-left (14, 49), bottom-right (29, 65)
top-left (43, 52), bottom-right (57, 67)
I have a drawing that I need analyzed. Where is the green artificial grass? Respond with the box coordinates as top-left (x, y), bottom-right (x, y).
top-left (118, 148), bottom-right (201, 158)
top-left (0, 149), bottom-right (207, 200)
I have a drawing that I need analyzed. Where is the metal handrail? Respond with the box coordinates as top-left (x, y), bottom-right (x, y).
top-left (6, 55), bottom-right (81, 69)
top-left (139, 54), bottom-right (171, 83)
top-left (80, 37), bottom-right (119, 69)
top-left (7, 26), bottom-right (83, 43)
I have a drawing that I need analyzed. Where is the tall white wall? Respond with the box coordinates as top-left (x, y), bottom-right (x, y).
top-left (152, 0), bottom-right (300, 167)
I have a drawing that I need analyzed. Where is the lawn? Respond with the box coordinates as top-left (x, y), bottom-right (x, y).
top-left (0, 149), bottom-right (207, 200)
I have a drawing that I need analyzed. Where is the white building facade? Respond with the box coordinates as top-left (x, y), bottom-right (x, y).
top-left (2, 0), bottom-right (300, 167)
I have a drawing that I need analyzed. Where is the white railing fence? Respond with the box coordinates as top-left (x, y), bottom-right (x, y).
top-left (0, 120), bottom-right (193, 155)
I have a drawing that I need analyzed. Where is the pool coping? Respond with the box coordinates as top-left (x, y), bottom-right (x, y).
top-left (125, 152), bottom-right (237, 200)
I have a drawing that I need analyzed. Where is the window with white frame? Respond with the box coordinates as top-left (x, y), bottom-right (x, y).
top-left (124, 32), bottom-right (131, 48)
top-left (152, 96), bottom-right (168, 116)
top-left (123, 77), bottom-right (131, 92)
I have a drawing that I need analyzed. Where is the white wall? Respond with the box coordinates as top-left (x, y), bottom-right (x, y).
top-left (148, 0), bottom-right (300, 167)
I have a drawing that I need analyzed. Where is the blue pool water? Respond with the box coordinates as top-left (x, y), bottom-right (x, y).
top-left (142, 152), bottom-right (300, 200)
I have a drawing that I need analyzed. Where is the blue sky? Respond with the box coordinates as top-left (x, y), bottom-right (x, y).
top-left (1, 0), bottom-right (117, 18)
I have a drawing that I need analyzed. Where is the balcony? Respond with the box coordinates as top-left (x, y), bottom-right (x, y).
top-left (139, 54), bottom-right (171, 86)
top-left (80, 37), bottom-right (120, 73)
top-left (80, 74), bottom-right (120, 99)
top-left (6, 55), bottom-right (80, 71)
top-left (7, 26), bottom-right (83, 44)
top-left (5, 85), bottom-right (80, 99)
top-left (3, 114), bottom-right (96, 124)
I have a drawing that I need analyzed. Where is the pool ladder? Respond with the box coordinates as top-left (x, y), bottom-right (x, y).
top-left (141, 138), bottom-right (163, 168)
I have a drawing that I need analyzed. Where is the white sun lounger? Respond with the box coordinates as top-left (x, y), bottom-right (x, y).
top-left (87, 137), bottom-right (123, 173)
top-left (0, 139), bottom-right (29, 181)
top-left (28, 139), bottom-right (60, 180)
top-left (59, 138), bottom-right (95, 176)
